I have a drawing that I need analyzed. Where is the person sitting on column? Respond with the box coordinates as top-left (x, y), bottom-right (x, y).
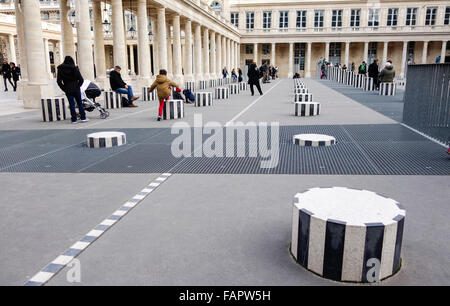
top-left (56, 56), bottom-right (88, 124)
top-left (10, 63), bottom-right (20, 92)
top-left (379, 60), bottom-right (395, 83)
top-left (109, 66), bottom-right (139, 107)
top-left (222, 67), bottom-right (228, 78)
top-left (149, 69), bottom-right (180, 121)
top-left (2, 60), bottom-right (14, 92)
top-left (368, 59), bottom-right (380, 89)
top-left (231, 69), bottom-right (237, 82)
top-left (358, 61), bottom-right (367, 76)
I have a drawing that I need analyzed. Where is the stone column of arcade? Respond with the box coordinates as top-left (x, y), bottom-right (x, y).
top-left (76, 0), bottom-right (95, 81)
top-left (441, 41), bottom-right (447, 64)
top-left (400, 41), bottom-right (408, 79)
top-left (172, 14), bottom-right (183, 85)
top-left (14, 0), bottom-right (27, 100)
top-left (8, 34), bottom-right (17, 64)
top-left (166, 21), bottom-right (173, 77)
top-left (60, 0), bottom-right (76, 60)
top-left (43, 38), bottom-right (53, 79)
top-left (92, 0), bottom-right (108, 89)
top-left (184, 19), bottom-right (194, 82)
top-left (288, 42), bottom-right (293, 78)
top-left (227, 38), bottom-right (231, 71)
top-left (157, 7), bottom-right (168, 71)
top-left (210, 30), bottom-right (217, 79)
top-left (111, 0), bottom-right (129, 81)
top-left (345, 41), bottom-right (350, 67)
top-left (271, 42), bottom-right (276, 67)
top-left (422, 41), bottom-right (429, 64)
top-left (21, 0), bottom-right (51, 108)
top-left (253, 42), bottom-right (258, 65)
top-left (136, 0), bottom-right (152, 89)
top-left (305, 42), bottom-right (312, 78)
top-left (194, 23), bottom-right (203, 82)
top-left (203, 27), bottom-right (210, 80)
top-left (216, 33), bottom-right (222, 77)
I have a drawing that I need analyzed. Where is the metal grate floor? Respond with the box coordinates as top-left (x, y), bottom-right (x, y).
top-left (0, 124), bottom-right (448, 175)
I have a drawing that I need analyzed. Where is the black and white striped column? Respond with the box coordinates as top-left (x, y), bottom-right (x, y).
top-left (198, 80), bottom-right (208, 90)
top-left (41, 97), bottom-right (67, 122)
top-left (229, 84), bottom-right (240, 95)
top-left (295, 84), bottom-right (307, 89)
top-left (379, 83), bottom-right (396, 96)
top-left (354, 74), bottom-right (365, 88)
top-left (294, 93), bottom-right (313, 102)
top-left (294, 102), bottom-right (320, 117)
top-left (239, 82), bottom-right (248, 91)
top-left (294, 88), bottom-right (309, 94)
top-left (209, 79), bottom-right (218, 88)
top-left (217, 79), bottom-right (224, 86)
top-left (103, 91), bottom-right (123, 109)
top-left (185, 81), bottom-right (196, 92)
top-left (215, 87), bottom-right (230, 99)
top-left (291, 187), bottom-right (406, 282)
top-left (162, 100), bottom-right (184, 120)
top-left (195, 92), bottom-right (213, 107)
top-left (142, 87), bottom-right (157, 101)
top-left (364, 77), bottom-right (375, 91)
top-left (292, 134), bottom-right (336, 147)
top-left (87, 131), bottom-right (126, 148)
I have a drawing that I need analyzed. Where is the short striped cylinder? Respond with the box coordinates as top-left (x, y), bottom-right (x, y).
top-left (354, 74), bottom-right (365, 88)
top-left (195, 92), bottom-right (213, 107)
top-left (223, 77), bottom-right (231, 85)
top-left (291, 187), bottom-right (406, 282)
top-left (41, 97), bottom-right (67, 122)
top-left (294, 80), bottom-right (304, 86)
top-left (294, 88), bottom-right (309, 94)
top-left (217, 78), bottom-right (224, 86)
top-left (228, 83), bottom-right (240, 95)
top-left (103, 91), bottom-right (123, 109)
top-left (346, 72), bottom-right (355, 86)
top-left (142, 87), bottom-right (157, 101)
top-left (379, 82), bottom-right (396, 96)
top-left (294, 93), bottom-right (313, 102)
top-left (185, 81), bottom-right (196, 92)
top-left (294, 102), bottom-right (320, 117)
top-left (292, 134), bottom-right (336, 147)
top-left (295, 84), bottom-right (307, 89)
top-left (162, 99), bottom-right (184, 120)
top-left (87, 131), bottom-right (126, 148)
top-left (209, 79), bottom-right (218, 88)
top-left (364, 77), bottom-right (375, 91)
top-left (215, 87), bottom-right (230, 99)
top-left (198, 80), bottom-right (208, 90)
top-left (239, 82), bottom-right (248, 91)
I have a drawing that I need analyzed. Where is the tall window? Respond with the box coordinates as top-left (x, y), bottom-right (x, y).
top-left (314, 10), bottom-right (324, 29)
top-left (279, 11), bottom-right (289, 29)
top-left (332, 10), bottom-right (343, 28)
top-left (445, 7), bottom-right (450, 25)
top-left (245, 44), bottom-right (254, 54)
top-left (246, 12), bottom-right (255, 30)
top-left (262, 44), bottom-right (270, 55)
top-left (263, 11), bottom-right (272, 29)
top-left (230, 12), bottom-right (239, 27)
top-left (350, 9), bottom-right (361, 28)
top-left (368, 8), bottom-right (379, 27)
top-left (368, 42), bottom-right (377, 64)
top-left (329, 43), bottom-right (342, 64)
top-left (294, 43), bottom-right (306, 71)
top-left (296, 10), bottom-right (307, 29)
top-left (425, 7), bottom-right (437, 26)
top-left (387, 8), bottom-right (398, 26)
top-left (408, 42), bottom-right (415, 63)
top-left (406, 8), bottom-right (417, 26)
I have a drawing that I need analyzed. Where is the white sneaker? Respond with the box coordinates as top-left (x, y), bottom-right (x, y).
top-left (72, 121), bottom-right (78, 124)
top-left (80, 118), bottom-right (90, 123)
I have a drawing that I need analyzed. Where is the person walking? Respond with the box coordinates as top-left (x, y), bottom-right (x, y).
top-left (149, 69), bottom-right (180, 121)
top-left (56, 56), bottom-right (88, 124)
top-left (247, 62), bottom-right (263, 96)
top-left (379, 60), bottom-right (396, 83)
top-left (222, 67), bottom-right (228, 79)
top-left (238, 68), bottom-right (243, 83)
top-left (2, 60), bottom-right (14, 92)
top-left (358, 61), bottom-right (367, 75)
top-left (320, 63), bottom-right (327, 79)
top-left (10, 62), bottom-right (20, 91)
top-left (109, 66), bottom-right (139, 107)
top-left (368, 59), bottom-right (380, 89)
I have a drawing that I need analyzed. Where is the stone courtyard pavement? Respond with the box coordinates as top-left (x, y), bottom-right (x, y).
top-left (0, 78), bottom-right (448, 286)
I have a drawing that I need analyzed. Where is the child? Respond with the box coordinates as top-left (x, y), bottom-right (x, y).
top-left (149, 69), bottom-right (180, 121)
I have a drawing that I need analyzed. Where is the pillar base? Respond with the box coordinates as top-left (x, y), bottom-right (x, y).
top-left (95, 76), bottom-right (110, 91)
top-left (16, 80), bottom-right (27, 100)
top-left (173, 75), bottom-right (184, 87)
top-left (22, 83), bottom-right (54, 109)
top-left (287, 73), bottom-right (293, 79)
top-left (136, 77), bottom-right (152, 92)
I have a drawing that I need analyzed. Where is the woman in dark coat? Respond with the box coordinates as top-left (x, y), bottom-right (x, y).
top-left (2, 60), bottom-right (14, 92)
top-left (56, 56), bottom-right (87, 123)
top-left (247, 62), bottom-right (263, 96)
top-left (10, 62), bottom-right (20, 91)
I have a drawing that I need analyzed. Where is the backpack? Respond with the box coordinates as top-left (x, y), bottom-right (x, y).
top-left (121, 96), bottom-right (130, 107)
top-left (172, 90), bottom-right (184, 100)
top-left (183, 89), bottom-right (195, 102)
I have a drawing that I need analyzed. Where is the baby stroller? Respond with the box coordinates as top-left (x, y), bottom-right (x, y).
top-left (80, 80), bottom-right (109, 119)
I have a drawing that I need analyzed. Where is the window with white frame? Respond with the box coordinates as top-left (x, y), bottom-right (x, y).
top-left (350, 9), bottom-right (360, 28)
top-left (296, 10), bottom-right (307, 29)
top-left (368, 8), bottom-right (379, 27)
top-left (314, 10), bottom-right (324, 28)
top-left (425, 7), bottom-right (437, 26)
top-left (387, 8), bottom-right (398, 26)
top-left (279, 11), bottom-right (289, 29)
top-left (263, 11), bottom-right (272, 29)
top-left (332, 10), bottom-right (343, 28)
top-left (245, 44), bottom-right (254, 54)
top-left (406, 8), bottom-right (417, 26)
top-left (246, 12), bottom-right (255, 30)
top-left (230, 12), bottom-right (239, 27)
top-left (444, 7), bottom-right (450, 25)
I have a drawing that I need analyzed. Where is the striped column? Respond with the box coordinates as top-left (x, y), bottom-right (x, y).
top-left (294, 93), bottom-right (313, 102)
top-left (364, 77), bottom-right (375, 91)
top-left (239, 82), bottom-right (248, 91)
top-left (228, 83), bottom-right (239, 95)
top-left (354, 74), bottom-right (365, 88)
top-left (185, 81), bottom-right (196, 92)
top-left (103, 91), bottom-right (123, 109)
top-left (41, 97), bottom-right (67, 122)
top-left (195, 92), bottom-right (213, 107)
top-left (163, 100), bottom-right (184, 120)
top-left (142, 87), bottom-right (157, 101)
top-left (379, 83), bottom-right (396, 96)
top-left (294, 88), bottom-right (309, 94)
top-left (294, 102), bottom-right (320, 117)
top-left (87, 131), bottom-right (127, 148)
top-left (215, 87), bottom-right (229, 99)
top-left (198, 80), bottom-right (208, 90)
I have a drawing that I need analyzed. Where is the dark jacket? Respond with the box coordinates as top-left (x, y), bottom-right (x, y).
top-left (149, 75), bottom-right (178, 101)
top-left (109, 70), bottom-right (126, 90)
top-left (2, 63), bottom-right (11, 78)
top-left (11, 66), bottom-right (20, 81)
top-left (57, 63), bottom-right (83, 94)
top-left (358, 64), bottom-right (367, 75)
top-left (368, 62), bottom-right (379, 78)
top-left (247, 64), bottom-right (261, 85)
top-left (379, 65), bottom-right (395, 83)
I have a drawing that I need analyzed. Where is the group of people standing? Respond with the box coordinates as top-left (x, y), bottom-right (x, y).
top-left (1, 60), bottom-right (20, 92)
